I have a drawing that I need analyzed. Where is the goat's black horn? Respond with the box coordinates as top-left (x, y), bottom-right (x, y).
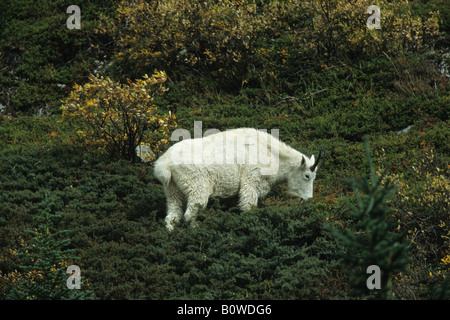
top-left (311, 149), bottom-right (326, 172)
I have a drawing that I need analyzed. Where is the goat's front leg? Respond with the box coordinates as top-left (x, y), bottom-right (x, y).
top-left (238, 183), bottom-right (259, 211)
top-left (184, 194), bottom-right (209, 227)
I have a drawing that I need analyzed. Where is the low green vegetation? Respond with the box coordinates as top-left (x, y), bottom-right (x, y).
top-left (0, 0), bottom-right (449, 299)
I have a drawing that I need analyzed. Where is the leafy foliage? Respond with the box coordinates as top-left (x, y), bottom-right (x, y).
top-left (376, 142), bottom-right (450, 299)
top-left (3, 194), bottom-right (94, 300)
top-left (297, 0), bottom-right (439, 57)
top-left (98, 0), bottom-right (295, 89)
top-left (0, 0), bottom-right (449, 300)
top-left (61, 71), bottom-right (176, 161)
top-left (0, 0), bottom-right (120, 113)
top-left (335, 137), bottom-right (410, 299)
top-left (97, 0), bottom-right (441, 91)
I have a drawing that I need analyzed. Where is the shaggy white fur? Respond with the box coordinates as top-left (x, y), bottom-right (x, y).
top-left (154, 128), bottom-right (321, 230)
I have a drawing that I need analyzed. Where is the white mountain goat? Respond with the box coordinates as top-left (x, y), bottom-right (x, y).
top-left (153, 128), bottom-right (325, 230)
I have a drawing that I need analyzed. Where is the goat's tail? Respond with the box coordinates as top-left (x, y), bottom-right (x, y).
top-left (153, 157), bottom-right (171, 187)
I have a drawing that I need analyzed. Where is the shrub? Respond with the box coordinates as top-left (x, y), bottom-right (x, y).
top-left (3, 194), bottom-right (94, 300)
top-left (98, 0), bottom-right (299, 89)
top-left (377, 142), bottom-right (450, 299)
top-left (103, 0), bottom-right (440, 84)
top-left (61, 70), bottom-right (176, 161)
top-left (296, 0), bottom-right (439, 58)
top-left (0, 0), bottom-right (119, 113)
top-left (154, 203), bottom-right (345, 299)
top-left (336, 137), bottom-right (410, 299)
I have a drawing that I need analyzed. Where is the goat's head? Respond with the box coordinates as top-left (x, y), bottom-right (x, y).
top-left (287, 149), bottom-right (326, 200)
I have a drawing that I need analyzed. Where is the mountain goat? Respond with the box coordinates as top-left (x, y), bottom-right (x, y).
top-left (154, 128), bottom-right (325, 230)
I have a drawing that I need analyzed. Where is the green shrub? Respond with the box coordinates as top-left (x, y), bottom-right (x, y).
top-left (0, 0), bottom-right (119, 113)
top-left (0, 0), bottom-right (448, 300)
top-left (3, 194), bottom-right (94, 300)
top-left (377, 142), bottom-right (449, 299)
top-left (99, 0), bottom-right (300, 90)
top-left (148, 204), bottom-right (345, 299)
top-left (335, 137), bottom-right (410, 299)
top-left (295, 0), bottom-right (439, 58)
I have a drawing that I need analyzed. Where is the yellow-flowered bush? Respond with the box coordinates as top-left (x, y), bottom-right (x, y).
top-left (61, 70), bottom-right (176, 161)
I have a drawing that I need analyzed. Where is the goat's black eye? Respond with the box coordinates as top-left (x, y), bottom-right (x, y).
top-left (305, 174), bottom-right (310, 179)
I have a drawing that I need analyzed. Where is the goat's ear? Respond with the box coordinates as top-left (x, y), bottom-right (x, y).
top-left (300, 156), bottom-right (306, 168)
top-left (310, 155), bottom-right (315, 165)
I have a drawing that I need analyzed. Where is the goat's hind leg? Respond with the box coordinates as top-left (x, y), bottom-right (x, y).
top-left (164, 182), bottom-right (185, 231)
